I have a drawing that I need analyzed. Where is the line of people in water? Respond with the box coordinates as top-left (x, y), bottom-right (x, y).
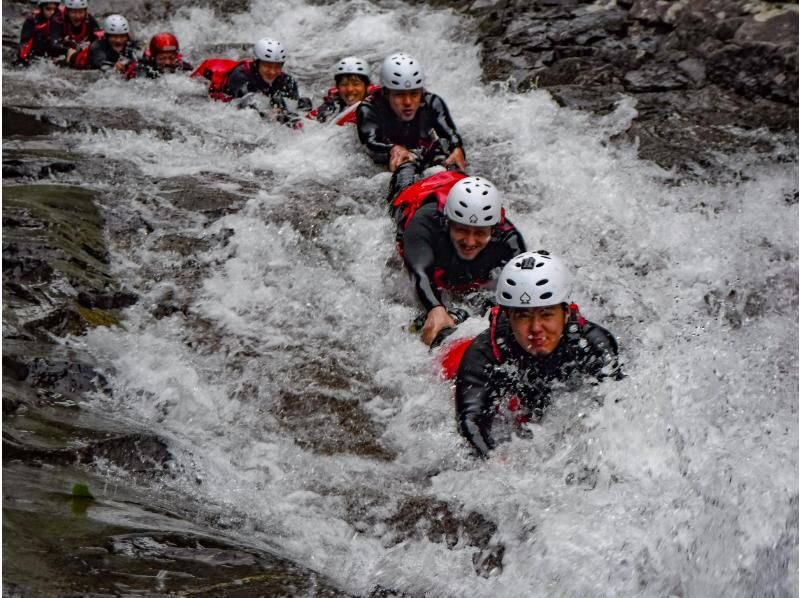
top-left (15, 0), bottom-right (622, 459)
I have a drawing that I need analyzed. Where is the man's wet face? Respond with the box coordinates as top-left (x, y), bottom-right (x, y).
top-left (387, 88), bottom-right (422, 121)
top-left (508, 305), bottom-right (567, 356)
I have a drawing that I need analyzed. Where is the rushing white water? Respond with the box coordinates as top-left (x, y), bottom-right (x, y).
top-left (5, 0), bottom-right (797, 595)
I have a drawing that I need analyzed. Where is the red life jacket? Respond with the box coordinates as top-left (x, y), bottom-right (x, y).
top-left (307, 84), bottom-right (382, 125)
top-left (392, 169), bottom-right (467, 230)
top-left (19, 9), bottom-right (53, 61)
top-left (191, 58), bottom-right (251, 101)
top-left (439, 336), bottom-right (474, 380)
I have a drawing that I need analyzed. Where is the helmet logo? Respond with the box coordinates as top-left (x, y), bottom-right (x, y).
top-left (404, 81), bottom-right (411, 88)
top-left (469, 214), bottom-right (478, 224)
top-left (520, 292), bottom-right (531, 304)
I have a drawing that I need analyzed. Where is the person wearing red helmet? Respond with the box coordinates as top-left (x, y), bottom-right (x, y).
top-left (50, 0), bottom-right (101, 66)
top-left (130, 32), bottom-right (192, 79)
top-left (16, 0), bottom-right (60, 65)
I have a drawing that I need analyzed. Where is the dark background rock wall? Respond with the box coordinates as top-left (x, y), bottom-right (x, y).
top-left (414, 0), bottom-right (798, 176)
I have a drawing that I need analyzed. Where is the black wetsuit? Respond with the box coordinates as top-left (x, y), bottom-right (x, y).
top-left (356, 89), bottom-right (464, 198)
top-left (17, 10), bottom-right (54, 63)
top-left (455, 309), bottom-right (621, 458)
top-left (87, 38), bottom-right (140, 71)
top-left (401, 202), bottom-right (526, 313)
top-left (49, 11), bottom-right (100, 62)
top-left (224, 62), bottom-right (300, 101)
top-left (310, 92), bottom-right (345, 123)
top-left (131, 54), bottom-right (193, 79)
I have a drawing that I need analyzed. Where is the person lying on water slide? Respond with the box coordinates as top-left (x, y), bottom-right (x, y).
top-left (395, 174), bottom-right (526, 346)
top-left (357, 52), bottom-right (467, 201)
top-left (84, 14), bottom-right (140, 73)
top-left (308, 56), bottom-right (379, 125)
top-left (224, 37), bottom-right (311, 120)
top-left (16, 0), bottom-right (60, 65)
top-left (49, 0), bottom-right (102, 67)
top-left (454, 251), bottom-right (622, 459)
top-left (129, 32), bottom-right (193, 79)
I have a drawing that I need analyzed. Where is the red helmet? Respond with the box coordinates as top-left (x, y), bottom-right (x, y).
top-left (149, 32), bottom-right (179, 56)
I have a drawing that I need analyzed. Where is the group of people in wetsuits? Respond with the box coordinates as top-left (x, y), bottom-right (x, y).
top-left (16, 2), bottom-right (623, 459)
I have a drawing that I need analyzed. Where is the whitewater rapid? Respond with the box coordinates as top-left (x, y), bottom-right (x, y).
top-left (4, 0), bottom-right (797, 595)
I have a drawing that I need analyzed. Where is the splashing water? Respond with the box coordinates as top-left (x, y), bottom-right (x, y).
top-left (5, 0), bottom-right (797, 595)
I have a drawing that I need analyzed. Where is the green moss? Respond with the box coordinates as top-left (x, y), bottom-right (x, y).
top-left (76, 304), bottom-right (120, 328)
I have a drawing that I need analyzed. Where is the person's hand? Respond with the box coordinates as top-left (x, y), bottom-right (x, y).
top-left (114, 59), bottom-right (129, 73)
top-left (421, 306), bottom-right (456, 346)
top-left (444, 147), bottom-right (466, 172)
top-left (389, 144), bottom-right (416, 172)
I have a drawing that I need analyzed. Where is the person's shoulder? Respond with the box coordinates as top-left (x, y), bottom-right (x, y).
top-left (582, 320), bottom-right (619, 354)
top-left (458, 328), bottom-right (499, 374)
top-left (406, 202), bottom-right (443, 233)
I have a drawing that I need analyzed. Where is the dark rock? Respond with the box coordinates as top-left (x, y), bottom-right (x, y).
top-left (706, 42), bottom-right (798, 103)
top-left (77, 433), bottom-right (172, 473)
top-left (624, 63), bottom-right (690, 91)
top-left (733, 9), bottom-right (798, 45)
top-left (385, 495), bottom-right (499, 556)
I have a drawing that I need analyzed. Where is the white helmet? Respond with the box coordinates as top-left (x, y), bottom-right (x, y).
top-left (254, 38), bottom-right (286, 63)
top-left (64, 0), bottom-right (88, 8)
top-left (103, 14), bottom-right (129, 35)
top-left (496, 251), bottom-right (572, 308)
top-left (444, 176), bottom-right (502, 226)
top-left (380, 53), bottom-right (424, 90)
top-left (335, 56), bottom-right (369, 80)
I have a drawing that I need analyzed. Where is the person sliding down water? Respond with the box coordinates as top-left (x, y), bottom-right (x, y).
top-left (356, 53), bottom-right (467, 201)
top-left (396, 175), bottom-right (526, 346)
top-left (129, 33), bottom-right (193, 79)
top-left (84, 15), bottom-right (140, 73)
top-left (308, 56), bottom-right (378, 125)
top-left (49, 0), bottom-right (101, 67)
top-left (454, 251), bottom-right (622, 459)
top-left (222, 38), bottom-right (311, 125)
top-left (16, 0), bottom-right (60, 65)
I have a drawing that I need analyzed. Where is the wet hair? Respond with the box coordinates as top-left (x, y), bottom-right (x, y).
top-left (335, 73), bottom-right (370, 86)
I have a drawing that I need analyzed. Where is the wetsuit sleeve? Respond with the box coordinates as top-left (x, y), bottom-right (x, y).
top-left (497, 219), bottom-right (527, 259)
top-left (312, 99), bottom-right (339, 123)
top-left (225, 67), bottom-right (252, 98)
top-left (402, 211), bottom-right (445, 313)
top-left (356, 101), bottom-right (392, 164)
top-left (455, 334), bottom-right (498, 458)
top-left (284, 75), bottom-right (300, 100)
top-left (578, 322), bottom-right (622, 380)
top-left (19, 17), bottom-right (35, 46)
top-left (88, 41), bottom-right (113, 70)
top-left (429, 95), bottom-right (464, 152)
top-left (48, 18), bottom-right (70, 57)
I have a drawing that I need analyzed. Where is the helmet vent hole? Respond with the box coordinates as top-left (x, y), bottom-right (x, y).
top-left (482, 205), bottom-right (491, 210)
top-left (536, 279), bottom-right (548, 286)
top-left (458, 200), bottom-right (468, 207)
top-left (535, 262), bottom-right (544, 267)
top-left (501, 292), bottom-right (513, 300)
top-left (506, 278), bottom-right (516, 286)
top-left (540, 292), bottom-right (553, 300)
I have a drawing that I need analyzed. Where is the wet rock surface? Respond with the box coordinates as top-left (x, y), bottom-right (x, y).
top-left (419, 0), bottom-right (798, 177)
top-left (3, 462), bottom-right (351, 597)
